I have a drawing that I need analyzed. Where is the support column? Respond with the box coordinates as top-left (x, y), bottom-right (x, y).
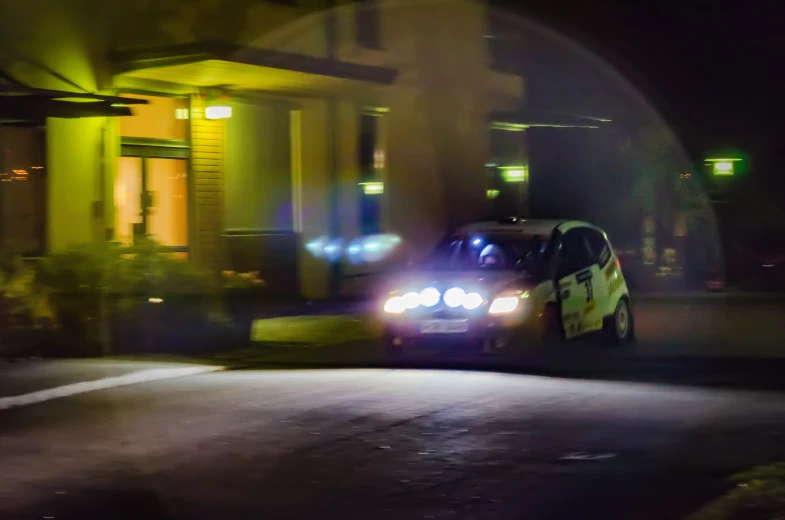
top-left (190, 97), bottom-right (225, 272)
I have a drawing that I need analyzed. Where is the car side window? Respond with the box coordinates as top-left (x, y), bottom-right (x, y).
top-left (584, 229), bottom-right (612, 268)
top-left (558, 229), bottom-right (592, 277)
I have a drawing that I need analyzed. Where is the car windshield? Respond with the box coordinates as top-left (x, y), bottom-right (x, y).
top-left (424, 233), bottom-right (549, 272)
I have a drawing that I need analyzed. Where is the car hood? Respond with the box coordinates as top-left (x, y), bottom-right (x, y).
top-left (387, 270), bottom-right (535, 296)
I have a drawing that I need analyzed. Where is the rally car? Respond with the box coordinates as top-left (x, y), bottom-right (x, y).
top-left (380, 218), bottom-right (634, 358)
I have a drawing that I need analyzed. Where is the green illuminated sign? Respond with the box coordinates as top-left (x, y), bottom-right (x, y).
top-left (500, 166), bottom-right (528, 183)
top-left (359, 181), bottom-right (384, 195)
top-left (705, 158), bottom-right (741, 176)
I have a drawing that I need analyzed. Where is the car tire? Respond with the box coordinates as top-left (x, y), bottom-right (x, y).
top-left (605, 298), bottom-right (634, 345)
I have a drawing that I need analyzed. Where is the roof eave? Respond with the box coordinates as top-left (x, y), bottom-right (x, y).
top-left (110, 41), bottom-right (399, 86)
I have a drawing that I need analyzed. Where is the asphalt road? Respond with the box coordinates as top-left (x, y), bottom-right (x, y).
top-left (631, 296), bottom-right (785, 357)
top-left (4, 368), bottom-right (785, 519)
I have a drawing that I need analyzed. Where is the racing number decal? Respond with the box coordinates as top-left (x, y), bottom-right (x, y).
top-left (575, 269), bottom-right (593, 302)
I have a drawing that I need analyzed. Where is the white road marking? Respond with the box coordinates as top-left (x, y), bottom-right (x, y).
top-left (560, 452), bottom-right (617, 461)
top-left (0, 366), bottom-right (224, 411)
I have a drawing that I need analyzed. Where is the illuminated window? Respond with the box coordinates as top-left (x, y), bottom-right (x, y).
top-left (114, 155), bottom-right (188, 248)
top-left (359, 113), bottom-right (384, 234)
top-left (0, 126), bottom-right (46, 255)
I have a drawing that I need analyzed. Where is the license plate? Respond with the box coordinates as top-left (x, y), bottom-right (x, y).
top-left (419, 320), bottom-right (469, 334)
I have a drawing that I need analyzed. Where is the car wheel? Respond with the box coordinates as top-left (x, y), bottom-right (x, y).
top-left (605, 298), bottom-right (634, 345)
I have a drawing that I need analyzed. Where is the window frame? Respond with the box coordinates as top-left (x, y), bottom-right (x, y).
top-left (557, 228), bottom-right (593, 277)
top-left (117, 139), bottom-right (191, 252)
top-left (583, 228), bottom-right (612, 268)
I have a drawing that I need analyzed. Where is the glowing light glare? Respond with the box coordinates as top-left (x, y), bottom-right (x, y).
top-left (305, 236), bottom-right (329, 257)
top-left (383, 296), bottom-right (406, 314)
top-left (306, 234), bottom-right (402, 263)
top-left (500, 166), bottom-right (528, 183)
top-left (706, 157), bottom-right (741, 176)
top-left (472, 238), bottom-right (482, 246)
top-left (148, 297), bottom-right (164, 304)
top-left (489, 296), bottom-right (519, 314)
top-left (324, 239), bottom-right (343, 262)
top-left (360, 181), bottom-right (384, 195)
top-left (463, 292), bottom-right (483, 310)
top-left (419, 287), bottom-right (441, 307)
top-left (346, 238), bottom-right (364, 265)
top-left (443, 287), bottom-right (466, 308)
top-left (713, 161), bottom-right (733, 175)
top-left (361, 234), bottom-right (401, 263)
top-left (402, 292), bottom-right (421, 309)
top-left (486, 189), bottom-right (500, 199)
top-left (205, 105), bottom-right (232, 119)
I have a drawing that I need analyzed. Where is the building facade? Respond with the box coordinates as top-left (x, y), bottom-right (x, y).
top-left (0, 0), bottom-right (531, 298)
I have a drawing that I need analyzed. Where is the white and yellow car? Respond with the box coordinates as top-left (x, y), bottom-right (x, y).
top-left (380, 218), bottom-right (634, 357)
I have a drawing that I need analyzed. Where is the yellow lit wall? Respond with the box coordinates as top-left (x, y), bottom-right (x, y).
top-left (224, 99), bottom-right (293, 231)
top-left (46, 118), bottom-right (105, 251)
top-left (294, 98), bottom-right (331, 300)
top-left (119, 96), bottom-right (189, 140)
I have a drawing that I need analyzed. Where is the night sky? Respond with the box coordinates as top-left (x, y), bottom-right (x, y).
top-left (497, 0), bottom-right (783, 191)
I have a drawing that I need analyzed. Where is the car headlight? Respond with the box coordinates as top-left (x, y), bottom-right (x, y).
top-left (488, 291), bottom-right (529, 315)
top-left (443, 287), bottom-right (484, 310)
top-left (420, 287), bottom-right (441, 307)
top-left (443, 287), bottom-right (466, 308)
top-left (401, 291), bottom-right (421, 309)
top-left (383, 296), bottom-right (406, 314)
top-left (463, 292), bottom-right (483, 310)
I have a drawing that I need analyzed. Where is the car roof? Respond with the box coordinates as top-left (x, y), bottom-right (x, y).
top-left (457, 218), bottom-right (604, 237)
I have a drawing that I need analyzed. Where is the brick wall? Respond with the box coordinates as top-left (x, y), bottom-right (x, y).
top-left (189, 97), bottom-right (225, 272)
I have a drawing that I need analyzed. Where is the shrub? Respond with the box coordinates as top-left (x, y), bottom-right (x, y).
top-left (0, 253), bottom-right (53, 358)
top-left (38, 240), bottom-right (225, 356)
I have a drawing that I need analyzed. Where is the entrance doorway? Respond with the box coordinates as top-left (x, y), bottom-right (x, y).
top-left (115, 142), bottom-right (189, 251)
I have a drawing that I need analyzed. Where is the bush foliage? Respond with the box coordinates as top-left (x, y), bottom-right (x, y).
top-left (1, 240), bottom-right (230, 357)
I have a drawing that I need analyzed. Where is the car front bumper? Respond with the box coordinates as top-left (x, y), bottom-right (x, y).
top-left (382, 308), bottom-right (542, 352)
